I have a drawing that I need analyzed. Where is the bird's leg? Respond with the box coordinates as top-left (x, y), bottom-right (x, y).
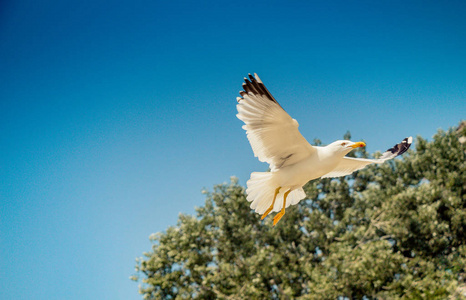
top-left (261, 187), bottom-right (281, 220)
top-left (273, 189), bottom-right (291, 226)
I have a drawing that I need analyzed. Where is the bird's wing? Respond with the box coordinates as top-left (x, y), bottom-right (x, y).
top-left (236, 73), bottom-right (316, 171)
top-left (322, 137), bottom-right (412, 178)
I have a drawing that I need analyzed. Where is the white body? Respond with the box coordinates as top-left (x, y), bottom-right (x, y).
top-left (276, 146), bottom-right (342, 188)
top-left (246, 142), bottom-right (359, 214)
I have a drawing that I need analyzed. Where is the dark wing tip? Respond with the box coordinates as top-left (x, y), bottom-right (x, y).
top-left (381, 136), bottom-right (413, 160)
top-left (237, 73), bottom-right (282, 108)
top-left (397, 136), bottom-right (413, 156)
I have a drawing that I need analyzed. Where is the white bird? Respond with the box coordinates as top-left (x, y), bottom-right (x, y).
top-left (236, 73), bottom-right (412, 226)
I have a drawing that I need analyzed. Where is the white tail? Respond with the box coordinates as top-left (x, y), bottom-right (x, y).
top-left (246, 172), bottom-right (307, 214)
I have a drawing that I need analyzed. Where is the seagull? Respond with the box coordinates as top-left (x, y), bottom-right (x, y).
top-left (236, 73), bottom-right (412, 226)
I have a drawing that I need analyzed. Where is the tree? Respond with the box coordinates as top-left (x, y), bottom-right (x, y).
top-left (133, 123), bottom-right (466, 299)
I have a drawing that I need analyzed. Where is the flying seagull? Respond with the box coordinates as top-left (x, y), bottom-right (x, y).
top-left (236, 73), bottom-right (412, 226)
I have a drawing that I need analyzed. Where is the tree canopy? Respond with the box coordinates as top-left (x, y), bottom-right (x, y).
top-left (133, 124), bottom-right (466, 299)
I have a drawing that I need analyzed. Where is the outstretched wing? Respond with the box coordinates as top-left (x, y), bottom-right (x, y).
top-left (236, 73), bottom-right (316, 171)
top-left (322, 137), bottom-right (413, 178)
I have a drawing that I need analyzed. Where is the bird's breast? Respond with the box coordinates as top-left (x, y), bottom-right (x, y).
top-left (275, 155), bottom-right (340, 188)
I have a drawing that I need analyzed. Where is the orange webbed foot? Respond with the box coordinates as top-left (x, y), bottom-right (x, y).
top-left (273, 209), bottom-right (285, 226)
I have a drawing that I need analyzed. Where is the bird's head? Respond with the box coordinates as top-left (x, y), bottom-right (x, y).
top-left (327, 140), bottom-right (366, 155)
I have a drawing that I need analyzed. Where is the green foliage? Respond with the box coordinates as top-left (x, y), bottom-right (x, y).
top-left (133, 125), bottom-right (466, 299)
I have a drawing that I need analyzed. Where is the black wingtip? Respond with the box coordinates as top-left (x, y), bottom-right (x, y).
top-left (237, 73), bottom-right (282, 108)
top-left (385, 136), bottom-right (413, 158)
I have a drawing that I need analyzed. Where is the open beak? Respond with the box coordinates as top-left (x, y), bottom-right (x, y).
top-left (350, 141), bottom-right (366, 149)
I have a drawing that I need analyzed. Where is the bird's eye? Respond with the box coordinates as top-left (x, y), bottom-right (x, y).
top-left (341, 142), bottom-right (347, 146)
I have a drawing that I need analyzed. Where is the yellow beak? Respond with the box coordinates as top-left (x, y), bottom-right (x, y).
top-left (351, 141), bottom-right (366, 149)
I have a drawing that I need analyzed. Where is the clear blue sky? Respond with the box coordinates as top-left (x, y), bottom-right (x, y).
top-left (1, 0), bottom-right (465, 299)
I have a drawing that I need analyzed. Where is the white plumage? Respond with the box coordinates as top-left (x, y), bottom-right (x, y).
top-left (236, 73), bottom-right (412, 225)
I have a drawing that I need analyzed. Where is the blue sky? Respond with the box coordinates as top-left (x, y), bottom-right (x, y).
top-left (1, 0), bottom-right (465, 299)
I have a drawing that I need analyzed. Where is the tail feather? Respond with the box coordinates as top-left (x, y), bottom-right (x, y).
top-left (246, 172), bottom-right (306, 214)
top-left (246, 172), bottom-right (275, 213)
top-left (287, 188), bottom-right (306, 206)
